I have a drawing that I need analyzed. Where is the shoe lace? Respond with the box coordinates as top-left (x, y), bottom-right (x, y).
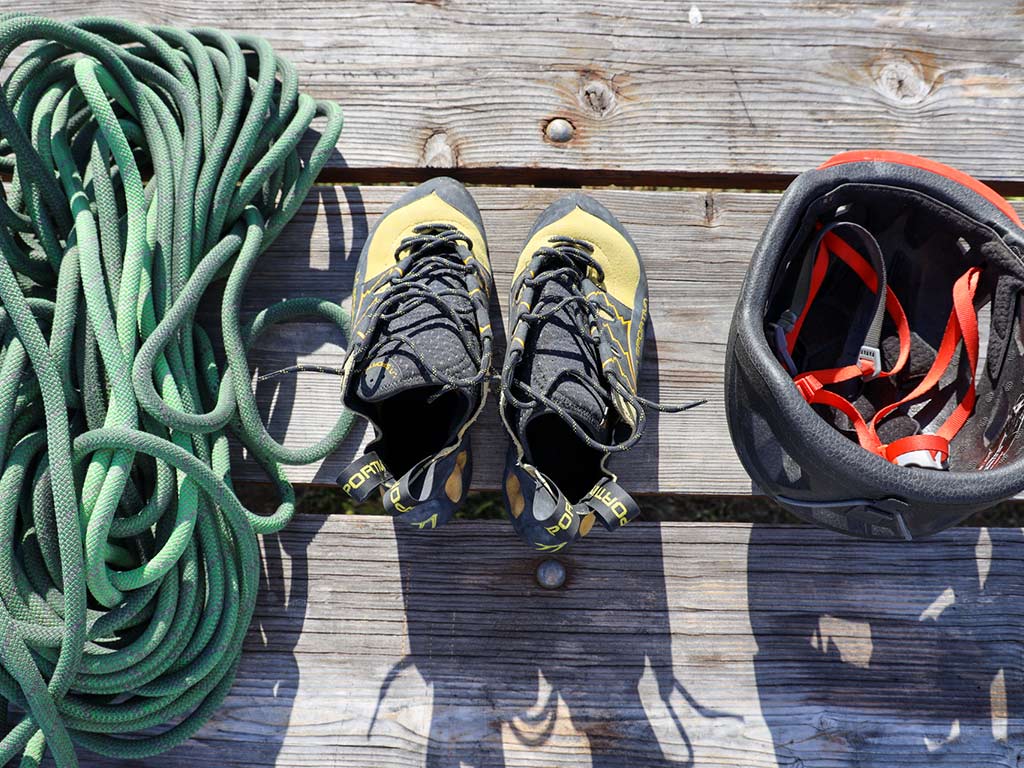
top-left (353, 223), bottom-right (493, 398)
top-left (502, 236), bottom-right (702, 454)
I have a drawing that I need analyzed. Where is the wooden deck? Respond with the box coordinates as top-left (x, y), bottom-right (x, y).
top-left (38, 0), bottom-right (1024, 186)
top-left (18, 1), bottom-right (1024, 766)
top-left (234, 185), bottom-right (1021, 493)
top-left (84, 518), bottom-right (1024, 767)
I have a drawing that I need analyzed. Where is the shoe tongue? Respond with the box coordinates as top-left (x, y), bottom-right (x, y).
top-left (516, 278), bottom-right (610, 446)
top-left (357, 274), bottom-right (479, 403)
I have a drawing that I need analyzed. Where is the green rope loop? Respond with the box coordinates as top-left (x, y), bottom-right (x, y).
top-left (0, 13), bottom-right (354, 765)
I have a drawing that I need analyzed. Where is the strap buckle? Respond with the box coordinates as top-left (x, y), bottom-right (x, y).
top-left (858, 345), bottom-right (882, 380)
top-left (884, 435), bottom-right (949, 470)
top-left (776, 309), bottom-right (797, 335)
top-left (794, 373), bottom-right (823, 401)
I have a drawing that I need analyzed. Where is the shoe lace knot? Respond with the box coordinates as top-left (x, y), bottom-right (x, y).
top-left (503, 236), bottom-right (703, 453)
top-left (356, 223), bottom-right (493, 395)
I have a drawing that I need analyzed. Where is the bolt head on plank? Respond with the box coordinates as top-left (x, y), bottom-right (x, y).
top-left (544, 118), bottom-right (575, 143)
top-left (535, 559), bottom-right (566, 589)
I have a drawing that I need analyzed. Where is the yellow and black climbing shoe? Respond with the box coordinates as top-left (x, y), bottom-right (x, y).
top-left (338, 178), bottom-right (493, 530)
top-left (499, 194), bottom-right (702, 551)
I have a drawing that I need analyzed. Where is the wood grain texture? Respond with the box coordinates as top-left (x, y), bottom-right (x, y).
top-left (69, 517), bottom-right (1024, 767)
top-left (229, 184), bottom-right (767, 493)
top-left (228, 184), bottom-right (1024, 494)
top-left (18, 0), bottom-right (1024, 183)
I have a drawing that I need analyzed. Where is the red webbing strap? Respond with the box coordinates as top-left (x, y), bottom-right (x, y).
top-left (882, 434), bottom-right (951, 465)
top-left (786, 232), bottom-right (911, 383)
top-left (792, 266), bottom-right (982, 465)
top-left (938, 268), bottom-right (981, 439)
top-left (795, 374), bottom-right (878, 448)
top-left (881, 267), bottom-right (981, 463)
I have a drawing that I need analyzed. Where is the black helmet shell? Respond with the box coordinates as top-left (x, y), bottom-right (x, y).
top-left (726, 152), bottom-right (1024, 540)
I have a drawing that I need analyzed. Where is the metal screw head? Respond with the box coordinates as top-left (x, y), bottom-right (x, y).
top-left (544, 118), bottom-right (575, 143)
top-left (535, 559), bottom-right (566, 589)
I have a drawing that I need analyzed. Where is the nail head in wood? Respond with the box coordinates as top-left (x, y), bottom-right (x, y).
top-left (544, 118), bottom-right (575, 143)
top-left (536, 558), bottom-right (566, 589)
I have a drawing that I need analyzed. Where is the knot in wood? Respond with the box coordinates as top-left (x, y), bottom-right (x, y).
top-left (421, 129), bottom-right (458, 167)
top-left (583, 80), bottom-right (616, 116)
top-left (876, 59), bottom-right (929, 105)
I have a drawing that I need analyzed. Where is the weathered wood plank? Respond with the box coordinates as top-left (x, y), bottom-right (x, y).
top-left (70, 517), bottom-right (1024, 767)
top-left (22, 1), bottom-right (1024, 184)
top-left (231, 185), bottom-right (1024, 494)
top-left (233, 184), bottom-right (764, 492)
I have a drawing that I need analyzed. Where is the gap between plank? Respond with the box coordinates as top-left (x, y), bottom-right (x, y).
top-left (5, 168), bottom-right (1024, 196)
top-left (312, 166), bottom-right (1024, 197)
top-left (312, 165), bottom-right (797, 190)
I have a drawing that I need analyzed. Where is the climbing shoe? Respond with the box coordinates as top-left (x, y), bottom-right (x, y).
top-left (338, 178), bottom-right (493, 530)
top-left (727, 150), bottom-right (1024, 539)
top-left (500, 194), bottom-right (699, 551)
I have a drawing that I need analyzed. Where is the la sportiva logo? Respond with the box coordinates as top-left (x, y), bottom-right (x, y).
top-left (342, 459), bottom-right (385, 494)
top-left (589, 483), bottom-right (631, 526)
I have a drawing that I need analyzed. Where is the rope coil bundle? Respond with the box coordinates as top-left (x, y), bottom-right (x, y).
top-left (0, 14), bottom-right (354, 765)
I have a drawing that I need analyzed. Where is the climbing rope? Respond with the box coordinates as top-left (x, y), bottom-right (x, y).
top-left (0, 14), bottom-right (354, 765)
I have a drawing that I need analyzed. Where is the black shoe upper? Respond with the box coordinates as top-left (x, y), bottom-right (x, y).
top-left (499, 194), bottom-right (700, 550)
top-left (338, 178), bottom-right (493, 528)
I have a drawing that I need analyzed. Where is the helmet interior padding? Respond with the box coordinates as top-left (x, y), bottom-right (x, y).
top-left (727, 154), bottom-right (1024, 539)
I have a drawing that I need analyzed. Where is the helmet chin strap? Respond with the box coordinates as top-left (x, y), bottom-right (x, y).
top-left (772, 221), bottom-right (982, 470)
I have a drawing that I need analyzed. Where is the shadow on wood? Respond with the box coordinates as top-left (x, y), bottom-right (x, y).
top-left (72, 519), bottom-right (1024, 766)
top-left (747, 525), bottom-right (1024, 765)
top-left (239, 164), bottom-right (370, 484)
top-left (370, 519), bottom-right (740, 767)
top-left (238, 515), bottom-right (330, 764)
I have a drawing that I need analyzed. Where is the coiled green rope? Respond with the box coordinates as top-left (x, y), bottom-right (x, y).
top-left (0, 14), bottom-right (354, 766)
